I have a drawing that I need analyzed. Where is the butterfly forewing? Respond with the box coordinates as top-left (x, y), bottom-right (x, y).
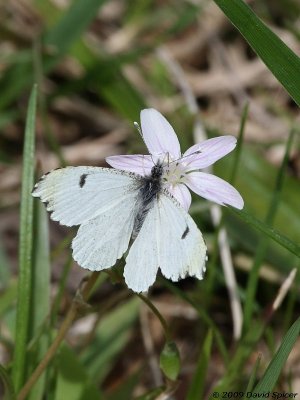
top-left (32, 167), bottom-right (138, 226)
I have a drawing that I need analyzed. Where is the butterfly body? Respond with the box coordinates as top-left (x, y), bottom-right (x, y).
top-left (133, 162), bottom-right (164, 238)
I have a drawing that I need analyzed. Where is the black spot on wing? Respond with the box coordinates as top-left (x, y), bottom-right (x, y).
top-left (79, 174), bottom-right (88, 188)
top-left (181, 225), bottom-right (189, 239)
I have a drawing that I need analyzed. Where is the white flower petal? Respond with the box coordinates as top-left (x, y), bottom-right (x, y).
top-left (183, 136), bottom-right (237, 169)
top-left (186, 172), bottom-right (244, 209)
top-left (167, 184), bottom-right (192, 211)
top-left (141, 108), bottom-right (181, 158)
top-left (106, 155), bottom-right (153, 176)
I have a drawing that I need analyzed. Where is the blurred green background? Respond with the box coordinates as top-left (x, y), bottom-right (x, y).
top-left (0, 0), bottom-right (300, 399)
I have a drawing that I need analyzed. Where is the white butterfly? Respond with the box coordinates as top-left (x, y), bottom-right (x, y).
top-left (32, 162), bottom-right (206, 293)
top-left (32, 108), bottom-right (243, 292)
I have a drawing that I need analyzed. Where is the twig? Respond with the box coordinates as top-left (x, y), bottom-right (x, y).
top-left (272, 268), bottom-right (297, 312)
top-left (17, 271), bottom-right (99, 400)
top-left (157, 46), bottom-right (243, 340)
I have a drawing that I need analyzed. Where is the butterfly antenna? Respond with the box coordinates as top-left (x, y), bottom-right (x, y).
top-left (134, 122), bottom-right (143, 138)
top-left (169, 149), bottom-right (202, 165)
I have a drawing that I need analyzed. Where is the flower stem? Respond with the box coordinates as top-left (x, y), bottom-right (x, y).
top-left (17, 271), bottom-right (99, 400)
top-left (137, 293), bottom-right (171, 342)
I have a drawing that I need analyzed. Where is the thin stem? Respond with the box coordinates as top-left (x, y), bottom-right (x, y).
top-left (137, 293), bottom-right (171, 342)
top-left (17, 271), bottom-right (99, 400)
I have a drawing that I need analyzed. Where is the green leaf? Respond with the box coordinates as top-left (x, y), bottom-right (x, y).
top-left (250, 317), bottom-right (300, 396)
top-left (187, 330), bottom-right (213, 400)
top-left (230, 207), bottom-right (300, 258)
top-left (159, 341), bottom-right (181, 381)
top-left (54, 346), bottom-right (102, 400)
top-left (213, 0), bottom-right (300, 106)
top-left (243, 354), bottom-right (262, 398)
top-left (12, 85), bottom-right (37, 392)
top-left (81, 298), bottom-right (140, 382)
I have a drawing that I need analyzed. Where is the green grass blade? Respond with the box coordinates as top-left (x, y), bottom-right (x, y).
top-left (229, 207), bottom-right (300, 258)
top-left (250, 317), bottom-right (300, 396)
top-left (212, 319), bottom-right (264, 394)
top-left (12, 85), bottom-right (38, 391)
top-left (163, 280), bottom-right (229, 364)
top-left (213, 0), bottom-right (300, 106)
top-left (243, 354), bottom-right (261, 398)
top-left (28, 200), bottom-right (51, 400)
top-left (186, 329), bottom-right (213, 400)
top-left (44, 0), bottom-right (107, 56)
top-left (243, 129), bottom-right (295, 330)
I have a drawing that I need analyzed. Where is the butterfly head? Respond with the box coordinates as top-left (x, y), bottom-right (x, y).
top-left (150, 161), bottom-right (164, 180)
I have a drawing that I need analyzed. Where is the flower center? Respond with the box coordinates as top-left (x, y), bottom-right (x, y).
top-left (162, 160), bottom-right (187, 186)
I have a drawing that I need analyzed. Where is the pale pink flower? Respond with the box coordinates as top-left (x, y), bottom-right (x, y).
top-left (106, 108), bottom-right (244, 211)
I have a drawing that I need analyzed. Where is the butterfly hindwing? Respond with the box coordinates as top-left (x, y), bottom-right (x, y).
top-left (71, 190), bottom-right (138, 271)
top-left (124, 191), bottom-right (207, 292)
